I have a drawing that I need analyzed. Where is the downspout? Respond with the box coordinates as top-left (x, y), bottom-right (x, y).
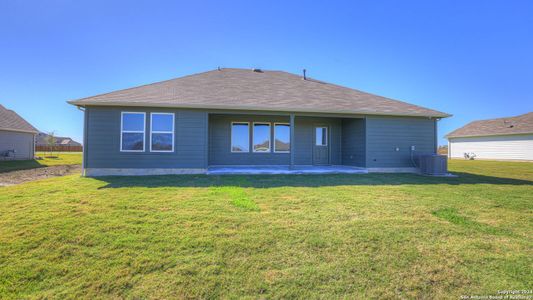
top-left (78, 106), bottom-right (87, 176)
top-left (205, 112), bottom-right (209, 171)
top-left (32, 133), bottom-right (36, 159)
top-left (448, 139), bottom-right (451, 159)
top-left (290, 113), bottom-right (295, 169)
top-left (434, 118), bottom-right (439, 154)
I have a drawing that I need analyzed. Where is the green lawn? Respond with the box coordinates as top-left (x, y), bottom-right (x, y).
top-left (0, 152), bottom-right (82, 173)
top-left (0, 160), bottom-right (531, 298)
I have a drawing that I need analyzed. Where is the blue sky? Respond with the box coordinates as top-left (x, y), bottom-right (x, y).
top-left (1, 0), bottom-right (532, 145)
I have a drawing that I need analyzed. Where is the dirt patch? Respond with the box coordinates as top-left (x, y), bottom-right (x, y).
top-left (0, 165), bottom-right (81, 186)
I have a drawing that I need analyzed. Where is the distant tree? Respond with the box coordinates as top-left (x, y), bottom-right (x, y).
top-left (44, 131), bottom-right (57, 155)
top-left (437, 145), bottom-right (448, 155)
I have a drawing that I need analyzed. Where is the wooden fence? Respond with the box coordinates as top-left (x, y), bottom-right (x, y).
top-left (36, 145), bottom-right (83, 152)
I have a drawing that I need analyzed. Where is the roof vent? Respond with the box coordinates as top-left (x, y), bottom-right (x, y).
top-left (253, 68), bottom-right (263, 73)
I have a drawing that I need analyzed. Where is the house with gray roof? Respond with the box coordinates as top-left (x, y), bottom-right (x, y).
top-left (36, 133), bottom-right (82, 147)
top-left (0, 104), bottom-right (38, 160)
top-left (69, 68), bottom-right (450, 176)
top-left (447, 112), bottom-right (533, 161)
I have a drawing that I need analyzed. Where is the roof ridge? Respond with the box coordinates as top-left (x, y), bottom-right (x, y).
top-left (68, 68), bottom-right (450, 118)
top-left (467, 112), bottom-right (533, 123)
top-left (68, 68), bottom-right (225, 104)
top-left (69, 68), bottom-right (299, 104)
top-left (277, 71), bottom-right (449, 117)
top-left (0, 104), bottom-right (39, 133)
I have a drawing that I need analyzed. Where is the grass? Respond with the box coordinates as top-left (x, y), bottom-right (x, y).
top-left (0, 160), bottom-right (531, 298)
top-left (0, 152), bottom-right (82, 173)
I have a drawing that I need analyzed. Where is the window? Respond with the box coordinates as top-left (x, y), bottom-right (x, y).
top-left (231, 122), bottom-right (249, 152)
top-left (315, 127), bottom-right (327, 146)
top-left (274, 123), bottom-right (290, 152)
top-left (121, 112), bottom-right (145, 152)
top-left (150, 113), bottom-right (174, 152)
top-left (253, 123), bottom-right (271, 152)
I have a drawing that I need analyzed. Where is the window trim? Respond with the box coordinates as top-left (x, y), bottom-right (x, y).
top-left (230, 122), bottom-right (250, 153)
top-left (252, 122), bottom-right (271, 153)
top-left (150, 112), bottom-right (175, 153)
top-left (120, 112), bottom-right (146, 152)
top-left (274, 123), bottom-right (290, 153)
top-left (315, 126), bottom-right (328, 146)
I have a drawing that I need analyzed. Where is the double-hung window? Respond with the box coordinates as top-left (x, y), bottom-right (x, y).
top-left (231, 122), bottom-right (250, 152)
top-left (274, 123), bottom-right (290, 152)
top-left (150, 113), bottom-right (174, 152)
top-left (253, 123), bottom-right (271, 152)
top-left (121, 112), bottom-right (145, 152)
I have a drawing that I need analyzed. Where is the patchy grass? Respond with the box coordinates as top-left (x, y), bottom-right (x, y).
top-left (0, 160), bottom-right (531, 298)
top-left (0, 152), bottom-right (81, 173)
top-left (432, 208), bottom-right (510, 236)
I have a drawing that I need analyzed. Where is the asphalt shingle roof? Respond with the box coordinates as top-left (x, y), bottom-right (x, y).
top-left (0, 104), bottom-right (38, 133)
top-left (446, 112), bottom-right (533, 138)
top-left (35, 132), bottom-right (82, 146)
top-left (69, 68), bottom-right (450, 118)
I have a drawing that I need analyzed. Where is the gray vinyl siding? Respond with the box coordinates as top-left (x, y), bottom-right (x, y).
top-left (84, 106), bottom-right (437, 169)
top-left (0, 130), bottom-right (35, 160)
top-left (208, 115), bottom-right (341, 166)
top-left (341, 118), bottom-right (366, 167)
top-left (85, 106), bottom-right (208, 169)
top-left (365, 116), bottom-right (436, 168)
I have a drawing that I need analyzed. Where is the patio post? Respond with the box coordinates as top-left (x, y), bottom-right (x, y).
top-left (290, 113), bottom-right (295, 169)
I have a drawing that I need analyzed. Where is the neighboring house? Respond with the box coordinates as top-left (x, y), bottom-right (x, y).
top-left (68, 68), bottom-right (450, 176)
top-left (0, 104), bottom-right (38, 160)
top-left (446, 112), bottom-right (533, 161)
top-left (36, 132), bottom-right (82, 147)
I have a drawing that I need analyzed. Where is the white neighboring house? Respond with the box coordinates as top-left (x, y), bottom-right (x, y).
top-left (446, 112), bottom-right (533, 161)
top-left (0, 104), bottom-right (39, 160)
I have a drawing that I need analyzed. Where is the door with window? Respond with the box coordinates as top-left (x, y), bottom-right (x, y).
top-left (313, 126), bottom-right (329, 165)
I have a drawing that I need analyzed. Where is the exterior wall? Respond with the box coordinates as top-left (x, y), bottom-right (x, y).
top-left (448, 134), bottom-right (533, 161)
top-left (208, 115), bottom-right (342, 166)
top-left (83, 106), bottom-right (439, 171)
top-left (0, 130), bottom-right (35, 160)
top-left (85, 106), bottom-right (208, 169)
top-left (341, 118), bottom-right (366, 167)
top-left (365, 116), bottom-right (436, 168)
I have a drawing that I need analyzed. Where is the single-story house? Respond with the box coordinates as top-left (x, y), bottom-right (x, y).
top-left (0, 104), bottom-right (38, 160)
top-left (36, 132), bottom-right (82, 147)
top-left (446, 112), bottom-right (533, 161)
top-left (68, 68), bottom-right (450, 176)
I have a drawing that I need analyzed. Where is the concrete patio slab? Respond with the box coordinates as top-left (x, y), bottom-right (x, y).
top-left (207, 165), bottom-right (368, 175)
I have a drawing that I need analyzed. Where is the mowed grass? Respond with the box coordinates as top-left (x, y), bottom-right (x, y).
top-left (0, 160), bottom-right (531, 298)
top-left (0, 152), bottom-right (82, 173)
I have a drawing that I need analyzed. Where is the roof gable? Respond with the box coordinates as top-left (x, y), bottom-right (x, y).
top-left (69, 68), bottom-right (450, 118)
top-left (447, 112), bottom-right (533, 138)
top-left (0, 104), bottom-right (38, 133)
top-left (36, 132), bottom-right (82, 146)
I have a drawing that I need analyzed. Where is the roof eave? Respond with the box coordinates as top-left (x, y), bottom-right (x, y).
top-left (68, 100), bottom-right (451, 118)
top-left (446, 132), bottom-right (533, 139)
top-left (0, 127), bottom-right (39, 134)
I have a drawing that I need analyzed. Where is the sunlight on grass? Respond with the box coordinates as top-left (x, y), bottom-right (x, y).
top-left (432, 208), bottom-right (508, 236)
top-left (0, 160), bottom-right (531, 298)
top-left (210, 186), bottom-right (260, 211)
top-left (0, 152), bottom-right (82, 172)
